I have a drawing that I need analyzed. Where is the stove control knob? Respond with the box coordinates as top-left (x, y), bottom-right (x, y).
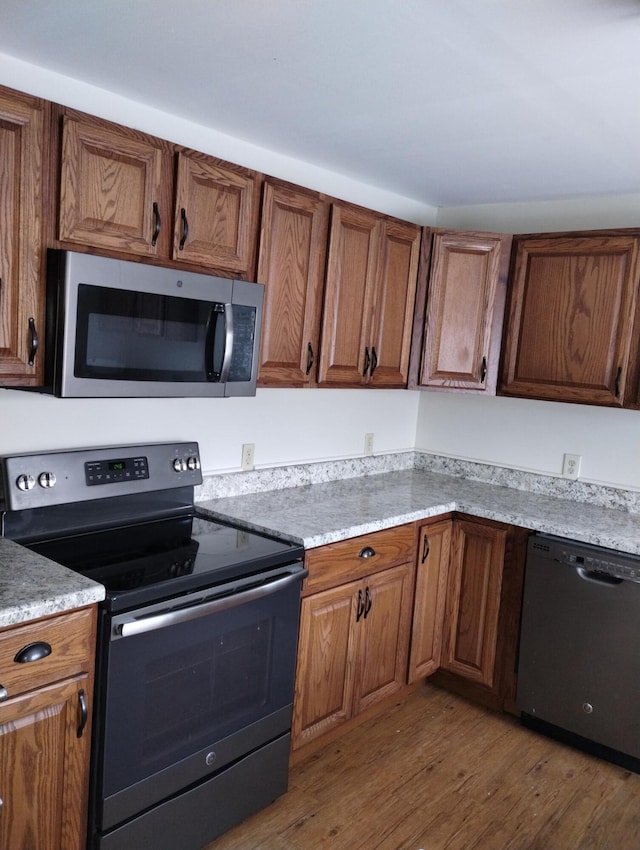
top-left (38, 472), bottom-right (57, 489)
top-left (16, 474), bottom-right (35, 492)
top-left (187, 456), bottom-right (200, 471)
top-left (173, 458), bottom-right (187, 473)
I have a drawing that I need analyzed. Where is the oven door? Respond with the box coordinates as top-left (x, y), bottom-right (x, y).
top-left (95, 564), bottom-right (305, 833)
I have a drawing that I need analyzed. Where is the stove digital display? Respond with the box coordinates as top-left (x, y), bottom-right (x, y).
top-left (85, 455), bottom-right (149, 486)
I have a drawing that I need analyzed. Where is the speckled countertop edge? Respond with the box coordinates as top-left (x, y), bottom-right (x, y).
top-left (198, 468), bottom-right (640, 555)
top-left (0, 538), bottom-right (105, 628)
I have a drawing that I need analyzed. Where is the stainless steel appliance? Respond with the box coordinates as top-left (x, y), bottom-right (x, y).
top-left (517, 533), bottom-right (640, 770)
top-left (40, 250), bottom-right (264, 397)
top-left (1, 442), bottom-right (306, 850)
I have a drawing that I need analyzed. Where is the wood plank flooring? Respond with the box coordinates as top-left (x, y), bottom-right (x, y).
top-left (206, 684), bottom-right (640, 850)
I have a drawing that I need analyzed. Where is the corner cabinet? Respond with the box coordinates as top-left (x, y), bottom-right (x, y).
top-left (0, 606), bottom-right (97, 850)
top-left (256, 179), bottom-right (329, 386)
top-left (0, 87), bottom-right (46, 386)
top-left (426, 516), bottom-right (529, 713)
top-left (317, 202), bottom-right (421, 388)
top-left (409, 229), bottom-right (512, 393)
top-left (500, 231), bottom-right (640, 406)
top-left (291, 525), bottom-right (415, 751)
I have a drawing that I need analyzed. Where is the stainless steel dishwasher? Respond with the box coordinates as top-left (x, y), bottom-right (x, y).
top-left (517, 533), bottom-right (640, 769)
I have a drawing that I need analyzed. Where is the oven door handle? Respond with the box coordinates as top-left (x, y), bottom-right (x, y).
top-left (115, 569), bottom-right (307, 639)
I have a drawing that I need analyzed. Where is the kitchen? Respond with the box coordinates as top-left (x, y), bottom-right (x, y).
top-left (1, 1), bottom-right (640, 848)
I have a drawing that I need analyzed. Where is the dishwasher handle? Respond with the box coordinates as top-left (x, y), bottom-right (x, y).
top-left (576, 566), bottom-right (623, 587)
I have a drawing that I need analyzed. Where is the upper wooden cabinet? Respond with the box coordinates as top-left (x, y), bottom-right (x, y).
top-left (500, 231), bottom-right (640, 406)
top-left (172, 151), bottom-right (261, 275)
top-left (409, 229), bottom-right (512, 393)
top-left (0, 87), bottom-right (47, 386)
top-left (256, 179), bottom-right (329, 386)
top-left (57, 111), bottom-right (261, 278)
top-left (59, 116), bottom-right (169, 257)
top-left (318, 202), bottom-right (421, 388)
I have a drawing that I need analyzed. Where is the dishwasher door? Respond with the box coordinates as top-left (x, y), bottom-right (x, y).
top-left (517, 534), bottom-right (640, 761)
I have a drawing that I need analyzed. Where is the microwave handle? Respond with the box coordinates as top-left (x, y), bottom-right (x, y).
top-left (219, 303), bottom-right (234, 383)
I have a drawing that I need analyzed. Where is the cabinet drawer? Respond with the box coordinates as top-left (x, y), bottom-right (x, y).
top-left (0, 607), bottom-right (95, 700)
top-left (304, 524), bottom-right (415, 593)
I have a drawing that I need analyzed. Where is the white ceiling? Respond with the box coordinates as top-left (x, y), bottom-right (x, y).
top-left (1, 0), bottom-right (639, 208)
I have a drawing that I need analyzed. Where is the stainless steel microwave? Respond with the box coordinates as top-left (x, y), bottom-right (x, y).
top-left (43, 250), bottom-right (264, 398)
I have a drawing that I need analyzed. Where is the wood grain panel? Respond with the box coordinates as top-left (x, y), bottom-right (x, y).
top-left (173, 151), bottom-right (260, 276)
top-left (256, 180), bottom-right (329, 386)
top-left (292, 581), bottom-right (359, 749)
top-left (304, 524), bottom-right (416, 595)
top-left (369, 218), bottom-right (421, 387)
top-left (501, 233), bottom-right (640, 405)
top-left (0, 89), bottom-right (44, 383)
top-left (59, 116), bottom-right (165, 255)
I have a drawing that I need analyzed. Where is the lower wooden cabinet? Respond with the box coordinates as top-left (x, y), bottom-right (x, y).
top-left (425, 516), bottom-right (529, 712)
top-left (0, 607), bottom-right (96, 850)
top-left (292, 526), bottom-right (415, 751)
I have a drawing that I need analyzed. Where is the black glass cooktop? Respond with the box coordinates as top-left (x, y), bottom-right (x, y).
top-left (26, 513), bottom-right (303, 611)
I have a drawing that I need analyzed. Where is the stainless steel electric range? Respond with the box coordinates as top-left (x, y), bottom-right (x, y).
top-left (1, 442), bottom-right (306, 850)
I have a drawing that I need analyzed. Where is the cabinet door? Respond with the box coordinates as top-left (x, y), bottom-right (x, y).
top-left (256, 180), bottom-right (329, 386)
top-left (0, 88), bottom-right (45, 385)
top-left (368, 219), bottom-right (421, 388)
top-left (352, 562), bottom-right (413, 716)
top-left (413, 230), bottom-right (510, 392)
top-left (441, 519), bottom-right (506, 688)
top-left (317, 203), bottom-right (380, 385)
top-left (501, 234), bottom-right (640, 405)
top-left (291, 580), bottom-right (360, 750)
top-left (59, 116), bottom-right (166, 256)
top-left (408, 519), bottom-right (452, 682)
top-left (0, 675), bottom-right (91, 850)
top-left (173, 151), bottom-right (260, 276)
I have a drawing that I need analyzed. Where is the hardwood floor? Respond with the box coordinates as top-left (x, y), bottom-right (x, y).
top-left (207, 684), bottom-right (640, 850)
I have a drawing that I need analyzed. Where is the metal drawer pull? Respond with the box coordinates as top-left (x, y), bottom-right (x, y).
top-left (179, 207), bottom-right (189, 250)
top-left (28, 317), bottom-right (39, 366)
top-left (480, 355), bottom-right (487, 383)
top-left (364, 586), bottom-right (372, 618)
top-left (421, 534), bottom-right (430, 564)
top-left (363, 346), bottom-right (370, 377)
top-left (359, 546), bottom-right (376, 559)
top-left (356, 588), bottom-right (365, 622)
top-left (370, 346), bottom-right (378, 377)
top-left (0, 685), bottom-right (7, 702)
top-left (77, 689), bottom-right (88, 738)
top-left (614, 365), bottom-right (622, 398)
top-left (14, 641), bottom-right (52, 664)
top-left (151, 201), bottom-right (161, 246)
top-left (306, 342), bottom-right (315, 376)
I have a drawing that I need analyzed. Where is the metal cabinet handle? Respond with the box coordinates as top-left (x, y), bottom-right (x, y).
top-left (356, 588), bottom-right (365, 622)
top-left (363, 586), bottom-right (372, 619)
top-left (151, 201), bottom-right (161, 247)
top-left (0, 685), bottom-right (7, 702)
top-left (14, 641), bottom-right (51, 664)
top-left (615, 365), bottom-right (622, 398)
top-left (306, 342), bottom-right (315, 376)
top-left (359, 546), bottom-right (376, 559)
top-left (77, 688), bottom-right (88, 738)
top-left (370, 346), bottom-right (378, 377)
top-left (421, 534), bottom-right (430, 564)
top-left (480, 355), bottom-right (487, 383)
top-left (28, 317), bottom-right (38, 366)
top-left (363, 346), bottom-right (370, 377)
top-left (179, 207), bottom-right (189, 250)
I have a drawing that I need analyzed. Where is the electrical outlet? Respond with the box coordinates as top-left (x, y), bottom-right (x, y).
top-left (364, 432), bottom-right (374, 455)
top-left (241, 443), bottom-right (255, 471)
top-left (562, 453), bottom-right (581, 479)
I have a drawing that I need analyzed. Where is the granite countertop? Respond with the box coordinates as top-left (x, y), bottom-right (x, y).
top-left (0, 538), bottom-right (105, 628)
top-left (198, 468), bottom-right (640, 555)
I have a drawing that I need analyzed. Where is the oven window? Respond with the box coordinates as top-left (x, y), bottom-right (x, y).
top-left (101, 577), bottom-right (301, 798)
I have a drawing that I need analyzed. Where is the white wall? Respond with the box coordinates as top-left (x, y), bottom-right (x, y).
top-left (0, 53), bottom-right (432, 473)
top-left (414, 195), bottom-right (640, 492)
